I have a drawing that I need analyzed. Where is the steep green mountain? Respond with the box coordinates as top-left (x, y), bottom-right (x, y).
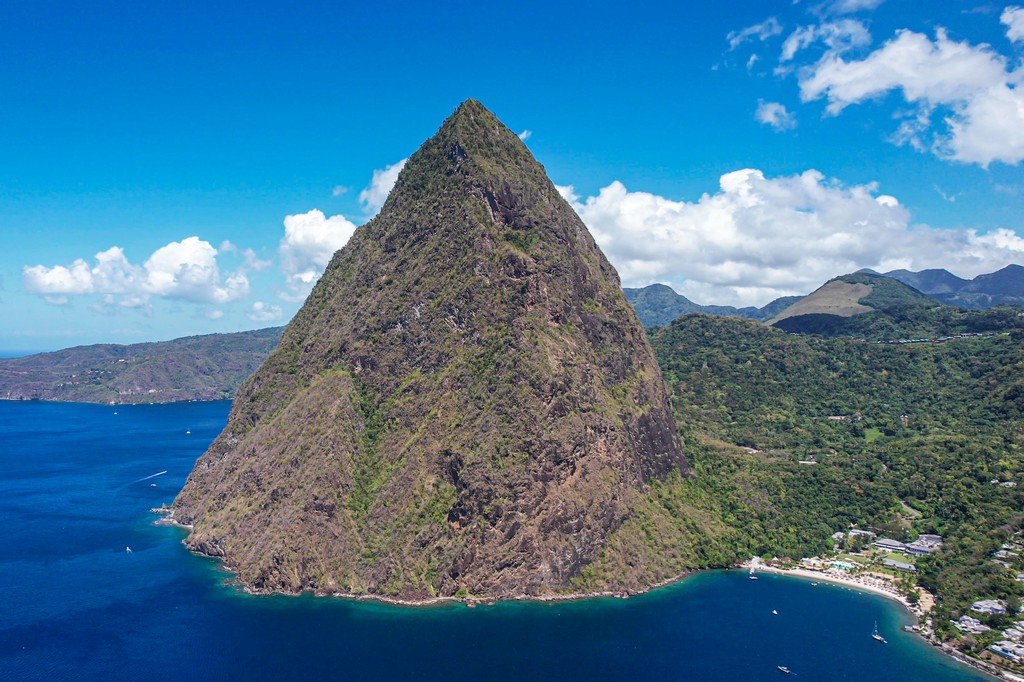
top-left (171, 100), bottom-right (723, 601)
top-left (0, 328), bottom-right (283, 404)
top-left (886, 264), bottom-right (1024, 309)
top-left (770, 272), bottom-right (941, 336)
top-left (649, 312), bottom-right (1024, 633)
top-left (623, 283), bottom-right (799, 327)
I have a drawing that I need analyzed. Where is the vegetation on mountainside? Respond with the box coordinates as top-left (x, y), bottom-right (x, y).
top-left (769, 271), bottom-right (937, 328)
top-left (0, 327), bottom-right (283, 404)
top-left (841, 272), bottom-right (938, 310)
top-left (773, 301), bottom-right (1024, 339)
top-left (173, 100), bottom-right (698, 601)
top-left (647, 312), bottom-right (1024, 633)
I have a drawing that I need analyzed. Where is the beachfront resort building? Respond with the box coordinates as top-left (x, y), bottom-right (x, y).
top-left (906, 534), bottom-right (943, 555)
top-left (952, 615), bottom-right (991, 633)
top-left (873, 534), bottom-right (943, 555)
top-left (874, 538), bottom-right (907, 552)
top-left (883, 559), bottom-right (916, 572)
top-left (972, 599), bottom-right (1008, 614)
top-left (989, 640), bottom-right (1024, 663)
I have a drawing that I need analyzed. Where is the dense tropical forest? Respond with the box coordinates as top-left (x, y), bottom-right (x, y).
top-left (647, 308), bottom-right (1024, 640)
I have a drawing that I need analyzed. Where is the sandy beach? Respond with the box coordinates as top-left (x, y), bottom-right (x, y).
top-left (746, 561), bottom-right (930, 615)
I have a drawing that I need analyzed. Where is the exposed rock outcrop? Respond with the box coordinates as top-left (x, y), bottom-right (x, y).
top-left (172, 99), bottom-right (687, 600)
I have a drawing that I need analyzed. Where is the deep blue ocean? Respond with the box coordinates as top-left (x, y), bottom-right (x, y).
top-left (0, 400), bottom-right (986, 681)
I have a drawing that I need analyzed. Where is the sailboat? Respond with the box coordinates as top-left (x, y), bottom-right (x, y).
top-left (871, 621), bottom-right (887, 643)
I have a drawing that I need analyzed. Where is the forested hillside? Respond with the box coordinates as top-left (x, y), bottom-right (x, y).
top-left (0, 327), bottom-right (283, 404)
top-left (649, 312), bottom-right (1024, 631)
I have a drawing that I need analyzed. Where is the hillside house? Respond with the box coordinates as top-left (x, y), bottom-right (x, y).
top-left (906, 534), bottom-right (943, 555)
top-left (952, 615), bottom-right (991, 633)
top-left (972, 599), bottom-right (1008, 614)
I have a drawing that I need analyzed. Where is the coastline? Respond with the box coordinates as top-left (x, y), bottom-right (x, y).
top-left (152, 505), bottom-right (692, 608)
top-left (155, 509), bottom-right (1007, 680)
top-left (154, 507), bottom-right (918, 613)
top-left (747, 562), bottom-right (1012, 681)
top-left (747, 563), bottom-right (918, 612)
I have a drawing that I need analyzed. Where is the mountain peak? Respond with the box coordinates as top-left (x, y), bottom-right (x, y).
top-left (768, 271), bottom-right (936, 328)
top-left (172, 101), bottom-right (689, 601)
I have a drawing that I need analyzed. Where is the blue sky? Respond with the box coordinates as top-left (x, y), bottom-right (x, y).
top-left (2, 0), bottom-right (1024, 350)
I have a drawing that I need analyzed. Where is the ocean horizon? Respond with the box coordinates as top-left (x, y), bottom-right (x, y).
top-left (0, 400), bottom-right (987, 681)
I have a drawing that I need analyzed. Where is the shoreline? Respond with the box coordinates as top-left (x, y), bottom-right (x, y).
top-left (748, 562), bottom-right (1009, 681)
top-left (747, 563), bottom-right (918, 612)
top-left (155, 509), bottom-right (1004, 680)
top-left (154, 508), bottom-right (918, 612)
top-left (152, 506), bottom-right (692, 607)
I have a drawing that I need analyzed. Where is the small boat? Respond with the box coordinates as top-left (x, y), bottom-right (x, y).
top-left (186, 429), bottom-right (191, 435)
top-left (810, 582), bottom-right (818, 586)
top-left (125, 546), bottom-right (132, 553)
top-left (772, 609), bottom-right (778, 615)
top-left (777, 665), bottom-right (791, 674)
top-left (749, 566), bottom-right (758, 580)
top-left (872, 621), bottom-right (887, 643)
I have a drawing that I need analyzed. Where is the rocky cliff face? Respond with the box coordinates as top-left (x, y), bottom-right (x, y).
top-left (172, 100), bottom-right (687, 600)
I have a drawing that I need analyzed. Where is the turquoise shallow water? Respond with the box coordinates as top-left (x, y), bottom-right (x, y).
top-left (0, 400), bottom-right (986, 681)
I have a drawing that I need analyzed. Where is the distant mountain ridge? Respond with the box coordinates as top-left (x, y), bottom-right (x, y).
top-left (0, 327), bottom-right (283, 404)
top-left (770, 271), bottom-right (936, 323)
top-left (6, 263), bottom-right (1020, 404)
top-left (626, 264), bottom-right (1023, 329)
top-left (623, 284), bottom-right (799, 327)
top-left (769, 272), bottom-right (942, 336)
top-left (884, 264), bottom-right (1024, 309)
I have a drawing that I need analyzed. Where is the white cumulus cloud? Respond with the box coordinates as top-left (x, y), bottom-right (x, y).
top-left (23, 238), bottom-right (248, 307)
top-left (756, 100), bottom-right (797, 130)
top-left (278, 209), bottom-right (358, 296)
top-left (562, 169), bottom-right (1024, 307)
top-left (242, 248), bottom-right (273, 272)
top-left (142, 237), bottom-right (249, 303)
top-left (359, 158), bottom-right (408, 214)
top-left (1003, 6), bottom-right (1024, 42)
top-left (247, 301), bottom-right (283, 322)
top-left (780, 19), bottom-right (871, 62)
top-left (798, 26), bottom-right (1024, 166)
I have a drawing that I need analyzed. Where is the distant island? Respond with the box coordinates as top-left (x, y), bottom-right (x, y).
top-left (0, 327), bottom-right (282, 404)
